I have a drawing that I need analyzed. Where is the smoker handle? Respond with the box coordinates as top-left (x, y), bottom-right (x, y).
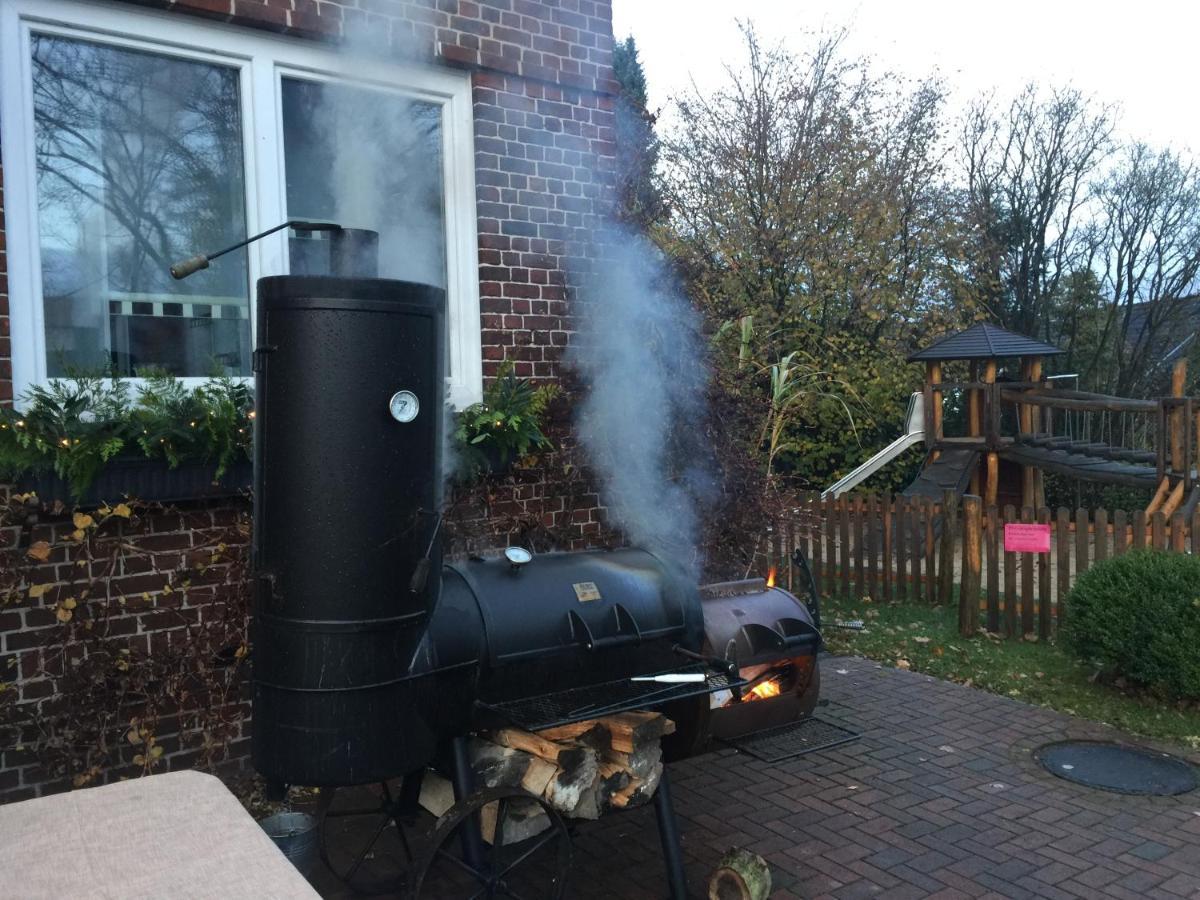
top-left (567, 610), bottom-right (641, 651)
top-left (779, 632), bottom-right (821, 652)
top-left (776, 616), bottom-right (823, 653)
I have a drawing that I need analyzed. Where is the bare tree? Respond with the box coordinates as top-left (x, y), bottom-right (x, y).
top-left (1089, 144), bottom-right (1200, 394)
top-left (957, 86), bottom-right (1114, 341)
top-left (661, 26), bottom-right (955, 353)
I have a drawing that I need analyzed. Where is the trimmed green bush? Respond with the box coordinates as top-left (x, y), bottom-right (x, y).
top-left (1061, 549), bottom-right (1200, 699)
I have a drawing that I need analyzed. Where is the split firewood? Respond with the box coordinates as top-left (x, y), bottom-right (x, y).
top-left (609, 761), bottom-right (663, 809)
top-left (542, 750), bottom-right (599, 814)
top-left (480, 797), bottom-right (552, 846)
top-left (460, 713), bottom-right (675, 819)
top-left (570, 760), bottom-right (636, 820)
top-left (417, 770), bottom-right (457, 818)
top-left (600, 711), bottom-right (676, 754)
top-left (602, 742), bottom-right (661, 780)
top-left (489, 728), bottom-right (593, 770)
top-left (469, 739), bottom-right (534, 788)
top-left (419, 770), bottom-right (552, 845)
top-left (535, 720), bottom-right (613, 752)
top-left (707, 847), bottom-right (771, 900)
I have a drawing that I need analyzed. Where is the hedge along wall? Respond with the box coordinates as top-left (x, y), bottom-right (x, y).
top-left (0, 0), bottom-right (619, 800)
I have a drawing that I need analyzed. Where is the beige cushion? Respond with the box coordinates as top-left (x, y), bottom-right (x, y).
top-left (0, 770), bottom-right (320, 899)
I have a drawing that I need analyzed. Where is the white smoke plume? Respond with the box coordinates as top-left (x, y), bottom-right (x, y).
top-left (568, 226), bottom-right (716, 571)
top-left (297, 24), bottom-right (445, 288)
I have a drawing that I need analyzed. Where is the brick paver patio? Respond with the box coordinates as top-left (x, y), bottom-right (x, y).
top-left (314, 655), bottom-right (1200, 898)
top-left (568, 655), bottom-right (1200, 899)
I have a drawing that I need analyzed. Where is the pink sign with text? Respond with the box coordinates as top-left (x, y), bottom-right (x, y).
top-left (1004, 523), bottom-right (1051, 554)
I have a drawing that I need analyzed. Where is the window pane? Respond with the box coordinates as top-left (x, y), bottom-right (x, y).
top-left (32, 35), bottom-right (251, 377)
top-left (280, 77), bottom-right (447, 288)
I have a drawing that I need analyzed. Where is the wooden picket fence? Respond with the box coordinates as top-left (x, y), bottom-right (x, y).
top-left (767, 491), bottom-right (1200, 639)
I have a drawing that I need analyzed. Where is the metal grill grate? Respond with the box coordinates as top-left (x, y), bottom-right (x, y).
top-left (477, 664), bottom-right (746, 731)
top-left (725, 717), bottom-right (858, 763)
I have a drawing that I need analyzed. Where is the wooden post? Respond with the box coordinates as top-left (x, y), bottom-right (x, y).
top-left (1075, 508), bottom-right (1090, 580)
top-left (865, 492), bottom-right (878, 601)
top-left (1056, 507), bottom-right (1070, 628)
top-left (984, 360), bottom-right (1000, 508)
top-left (1038, 506), bottom-right (1052, 639)
top-left (896, 496), bottom-right (908, 601)
top-left (986, 505), bottom-right (1000, 633)
top-left (1113, 509), bottom-right (1128, 556)
top-left (1018, 357), bottom-right (1042, 509)
top-left (839, 499), bottom-right (851, 599)
top-left (1003, 505), bottom-right (1017, 637)
top-left (854, 496), bottom-right (865, 598)
top-left (928, 362), bottom-right (943, 461)
top-left (924, 498), bottom-right (937, 603)
top-left (824, 497), bottom-right (837, 597)
top-left (985, 449), bottom-right (999, 509)
top-left (960, 495), bottom-right (982, 637)
top-left (812, 500), bottom-right (824, 599)
top-left (969, 361), bottom-right (981, 496)
top-left (1170, 359), bottom-right (1187, 475)
top-left (1030, 358), bottom-right (1045, 508)
top-left (939, 490), bottom-right (958, 608)
top-left (1094, 509), bottom-right (1108, 564)
top-left (1132, 509), bottom-right (1146, 550)
top-left (908, 502), bottom-right (922, 602)
top-left (1020, 506), bottom-right (1035, 636)
top-left (1171, 511), bottom-right (1187, 552)
top-left (881, 494), bottom-right (893, 602)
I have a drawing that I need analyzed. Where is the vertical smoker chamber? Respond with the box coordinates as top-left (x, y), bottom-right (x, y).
top-left (251, 275), bottom-right (445, 786)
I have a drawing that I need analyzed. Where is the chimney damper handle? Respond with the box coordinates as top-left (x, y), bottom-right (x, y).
top-left (169, 220), bottom-right (343, 279)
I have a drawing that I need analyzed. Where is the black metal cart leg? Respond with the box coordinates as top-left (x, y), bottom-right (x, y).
top-left (653, 769), bottom-right (688, 900)
top-left (449, 736), bottom-right (488, 873)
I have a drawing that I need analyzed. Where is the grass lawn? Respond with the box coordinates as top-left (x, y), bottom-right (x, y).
top-left (819, 593), bottom-right (1200, 750)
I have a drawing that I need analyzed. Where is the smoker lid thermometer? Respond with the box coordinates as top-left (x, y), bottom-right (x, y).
top-left (505, 546), bottom-right (533, 570)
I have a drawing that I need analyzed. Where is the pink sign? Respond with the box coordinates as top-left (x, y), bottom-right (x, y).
top-left (1004, 523), bottom-right (1051, 554)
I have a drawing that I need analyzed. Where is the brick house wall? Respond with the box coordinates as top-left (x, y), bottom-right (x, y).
top-left (0, 0), bottom-right (618, 800)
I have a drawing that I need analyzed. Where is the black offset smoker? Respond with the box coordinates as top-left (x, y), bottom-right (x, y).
top-left (174, 225), bottom-right (823, 898)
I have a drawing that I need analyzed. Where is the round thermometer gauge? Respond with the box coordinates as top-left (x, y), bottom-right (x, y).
top-left (388, 390), bottom-right (420, 423)
top-left (505, 546), bottom-right (533, 566)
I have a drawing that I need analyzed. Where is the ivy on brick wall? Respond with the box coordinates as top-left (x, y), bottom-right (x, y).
top-left (1, 494), bottom-right (251, 792)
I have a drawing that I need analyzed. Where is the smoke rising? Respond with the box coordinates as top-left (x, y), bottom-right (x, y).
top-left (568, 226), bottom-right (716, 571)
top-left (288, 26), bottom-right (445, 289)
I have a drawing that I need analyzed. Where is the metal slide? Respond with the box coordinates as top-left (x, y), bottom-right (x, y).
top-left (822, 393), bottom-right (925, 499)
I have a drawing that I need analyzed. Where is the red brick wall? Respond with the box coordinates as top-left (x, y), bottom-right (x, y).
top-left (0, 0), bottom-right (618, 800)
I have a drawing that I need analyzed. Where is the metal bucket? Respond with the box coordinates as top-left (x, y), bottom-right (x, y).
top-left (260, 811), bottom-right (319, 876)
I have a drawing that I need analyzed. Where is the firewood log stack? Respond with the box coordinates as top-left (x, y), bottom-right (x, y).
top-left (418, 712), bottom-right (675, 843)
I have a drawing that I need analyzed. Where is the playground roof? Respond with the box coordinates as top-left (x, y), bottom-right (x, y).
top-left (908, 323), bottom-right (1064, 362)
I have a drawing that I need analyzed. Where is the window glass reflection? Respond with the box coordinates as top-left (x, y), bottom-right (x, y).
top-left (281, 77), bottom-right (447, 289)
top-left (32, 35), bottom-right (250, 377)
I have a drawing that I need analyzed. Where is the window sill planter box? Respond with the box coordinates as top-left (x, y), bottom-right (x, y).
top-left (19, 458), bottom-right (252, 508)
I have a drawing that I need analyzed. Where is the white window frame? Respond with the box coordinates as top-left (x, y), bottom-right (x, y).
top-left (0, 0), bottom-right (482, 406)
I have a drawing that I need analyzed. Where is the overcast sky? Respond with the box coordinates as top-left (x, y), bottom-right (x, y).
top-left (611, 0), bottom-right (1200, 153)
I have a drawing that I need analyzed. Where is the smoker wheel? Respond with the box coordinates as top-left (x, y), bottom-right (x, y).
top-left (409, 786), bottom-right (571, 900)
top-left (317, 780), bottom-right (416, 895)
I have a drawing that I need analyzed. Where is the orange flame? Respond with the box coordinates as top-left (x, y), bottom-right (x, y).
top-left (747, 679), bottom-right (782, 701)
top-left (766, 567), bottom-right (777, 588)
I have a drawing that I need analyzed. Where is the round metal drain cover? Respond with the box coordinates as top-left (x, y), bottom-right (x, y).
top-left (1035, 741), bottom-right (1197, 796)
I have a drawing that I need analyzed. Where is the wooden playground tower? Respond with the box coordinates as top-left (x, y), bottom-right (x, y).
top-left (910, 323), bottom-right (1199, 520)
